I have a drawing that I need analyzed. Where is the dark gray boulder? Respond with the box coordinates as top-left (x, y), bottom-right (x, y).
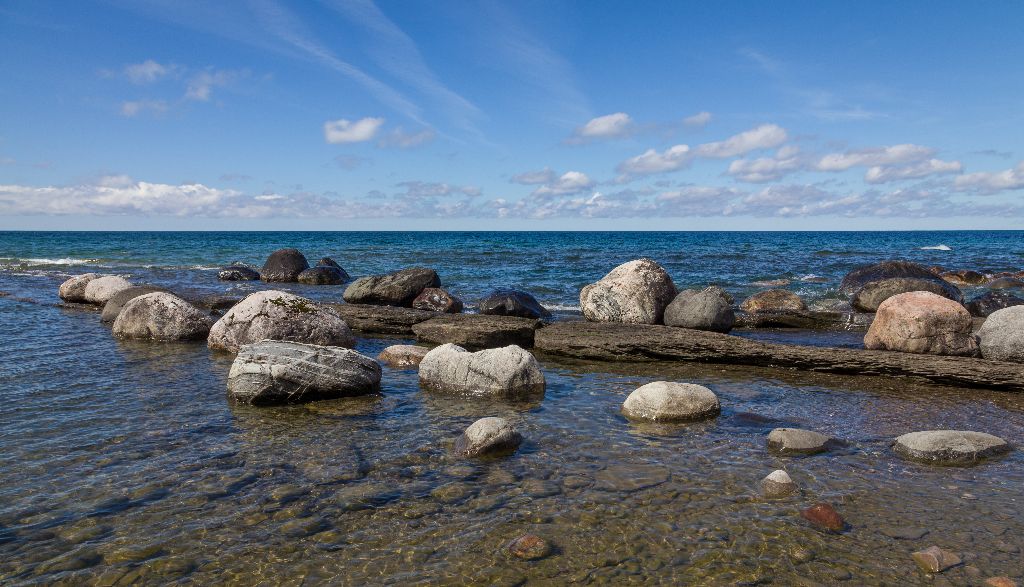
top-left (966, 290), bottom-right (1024, 317)
top-left (298, 267), bottom-right (346, 285)
top-left (479, 289), bottom-right (550, 319)
top-left (260, 248), bottom-right (310, 282)
top-left (101, 285), bottom-right (170, 323)
top-left (218, 265), bottom-right (260, 281)
top-left (342, 267), bottom-right (440, 307)
top-left (413, 287), bottom-right (463, 313)
top-left (664, 286), bottom-right (734, 333)
top-left (839, 260), bottom-right (944, 295)
top-left (228, 340), bottom-right (381, 405)
top-left (852, 277), bottom-right (963, 312)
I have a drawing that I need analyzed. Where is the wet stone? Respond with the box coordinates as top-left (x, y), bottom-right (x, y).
top-left (800, 503), bottom-right (846, 533)
top-left (760, 469), bottom-right (798, 498)
top-left (767, 428), bottom-right (835, 455)
top-left (505, 534), bottom-right (553, 561)
top-left (911, 546), bottom-right (961, 573)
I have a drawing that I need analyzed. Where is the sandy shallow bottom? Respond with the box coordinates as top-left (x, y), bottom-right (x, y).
top-left (1, 296), bottom-right (1023, 586)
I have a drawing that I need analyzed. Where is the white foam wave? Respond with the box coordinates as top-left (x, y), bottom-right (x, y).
top-left (544, 304), bottom-right (582, 312)
top-left (919, 244), bottom-right (952, 251)
top-left (1, 257), bottom-right (97, 266)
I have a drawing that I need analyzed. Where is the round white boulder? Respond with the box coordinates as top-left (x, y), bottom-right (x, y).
top-left (621, 381), bottom-right (720, 422)
top-left (83, 275), bottom-right (133, 305)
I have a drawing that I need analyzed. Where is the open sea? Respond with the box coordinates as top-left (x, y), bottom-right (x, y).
top-left (1, 231), bottom-right (1023, 585)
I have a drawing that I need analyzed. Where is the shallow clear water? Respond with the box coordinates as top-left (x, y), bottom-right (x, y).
top-left (1, 232), bottom-right (1023, 585)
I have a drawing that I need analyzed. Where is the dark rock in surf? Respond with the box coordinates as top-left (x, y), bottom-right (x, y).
top-left (260, 248), bottom-right (310, 282)
top-left (966, 290), bottom-right (1024, 317)
top-left (218, 265), bottom-right (260, 281)
top-left (413, 287), bottom-right (463, 313)
top-left (479, 289), bottom-right (550, 319)
top-left (839, 260), bottom-right (945, 295)
top-left (343, 267), bottom-right (440, 307)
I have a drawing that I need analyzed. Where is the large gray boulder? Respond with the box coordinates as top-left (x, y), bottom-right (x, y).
top-left (621, 381), bottom-right (720, 422)
top-left (452, 417), bottom-right (523, 457)
top-left (83, 275), bottom-right (133, 305)
top-left (343, 267), bottom-right (440, 307)
top-left (208, 290), bottom-right (354, 353)
top-left (864, 291), bottom-right (978, 356)
top-left (260, 248), bottom-right (310, 282)
top-left (580, 258), bottom-right (677, 325)
top-left (101, 285), bottom-right (169, 323)
top-left (839, 260), bottom-right (945, 295)
top-left (418, 343), bottom-right (545, 398)
top-left (228, 340), bottom-right (381, 405)
top-left (978, 306), bottom-right (1024, 363)
top-left (894, 430), bottom-right (1011, 465)
top-left (851, 277), bottom-right (963, 312)
top-left (664, 286), bottom-right (735, 333)
top-left (112, 292), bottom-right (213, 341)
top-left (58, 273), bottom-right (99, 302)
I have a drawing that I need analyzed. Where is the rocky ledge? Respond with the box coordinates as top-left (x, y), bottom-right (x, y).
top-left (534, 322), bottom-right (1024, 392)
top-left (412, 314), bottom-right (542, 349)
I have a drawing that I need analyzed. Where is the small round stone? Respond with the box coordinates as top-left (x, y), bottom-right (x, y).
top-left (621, 381), bottom-right (720, 422)
top-left (894, 430), bottom-right (1011, 465)
top-left (377, 345), bottom-right (430, 368)
top-left (760, 469), bottom-right (797, 498)
top-left (505, 534), bottom-right (552, 561)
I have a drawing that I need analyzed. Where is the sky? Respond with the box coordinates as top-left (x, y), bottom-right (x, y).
top-left (1, 0), bottom-right (1023, 230)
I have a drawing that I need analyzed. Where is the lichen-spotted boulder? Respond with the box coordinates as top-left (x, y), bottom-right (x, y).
top-left (978, 306), bottom-right (1024, 363)
top-left (580, 258), bottom-right (677, 325)
top-left (621, 381), bottom-right (720, 422)
top-left (112, 292), bottom-right (213, 341)
top-left (418, 343), bottom-right (545, 398)
top-left (208, 290), bottom-right (354, 353)
top-left (83, 275), bottom-right (133, 305)
top-left (58, 273), bottom-right (99, 302)
top-left (864, 291), bottom-right (978, 356)
top-left (228, 340), bottom-right (380, 405)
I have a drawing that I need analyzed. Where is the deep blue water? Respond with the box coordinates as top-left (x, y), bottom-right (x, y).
top-left (1, 231), bottom-right (1021, 311)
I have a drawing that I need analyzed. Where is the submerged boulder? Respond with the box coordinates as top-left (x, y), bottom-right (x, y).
top-left (852, 277), bottom-right (963, 312)
top-left (343, 267), bottom-right (440, 307)
top-left (839, 260), bottom-right (942, 295)
top-left (418, 343), bottom-right (545, 398)
top-left (479, 289), bottom-right (550, 319)
top-left (767, 428), bottom-right (835, 455)
top-left (260, 248), bottom-right (310, 282)
top-left (377, 344), bottom-right (430, 368)
top-left (580, 258), bottom-right (677, 325)
top-left (621, 381), bottom-right (721, 422)
top-left (413, 287), bottom-right (463, 313)
top-left (208, 290), bottom-right (354, 353)
top-left (453, 417), bottom-right (523, 457)
top-left (966, 290), bottom-right (1024, 317)
top-left (894, 430), bottom-right (1011, 465)
top-left (978, 306), bottom-right (1024, 363)
top-left (58, 273), bottom-right (100, 302)
top-left (227, 340), bottom-right (380, 405)
top-left (218, 265), bottom-right (261, 281)
top-left (664, 286), bottom-right (735, 332)
top-left (740, 289), bottom-right (807, 313)
top-left (864, 291), bottom-right (978, 356)
top-left (101, 285), bottom-right (170, 323)
top-left (112, 292), bottom-right (213, 341)
top-left (83, 275), bottom-right (133, 305)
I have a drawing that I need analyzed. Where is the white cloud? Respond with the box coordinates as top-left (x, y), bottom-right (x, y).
top-left (120, 100), bottom-right (169, 117)
top-left (815, 144), bottom-right (934, 171)
top-left (394, 181), bottom-right (480, 199)
top-left (124, 60), bottom-right (171, 84)
top-left (865, 159), bottom-right (962, 183)
top-left (533, 171), bottom-right (595, 197)
top-left (510, 168), bottom-right (557, 185)
top-left (185, 69), bottom-right (246, 101)
top-left (696, 124), bottom-right (788, 158)
top-left (683, 111), bottom-right (712, 128)
top-left (324, 117), bottom-right (385, 144)
top-left (616, 144), bottom-right (693, 177)
top-left (728, 146), bottom-right (803, 183)
top-left (377, 127), bottom-right (436, 149)
top-left (954, 161), bottom-right (1024, 194)
top-left (571, 112), bottom-right (633, 141)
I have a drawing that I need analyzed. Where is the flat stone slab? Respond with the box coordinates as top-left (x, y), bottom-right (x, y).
top-left (894, 430), bottom-right (1011, 465)
top-left (735, 310), bottom-right (873, 330)
top-left (413, 314), bottom-right (541, 349)
top-left (534, 321), bottom-right (1024, 392)
top-left (328, 303), bottom-right (438, 335)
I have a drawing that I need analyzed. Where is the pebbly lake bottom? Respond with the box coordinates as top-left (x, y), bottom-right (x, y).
top-left (1, 299), bottom-right (1023, 586)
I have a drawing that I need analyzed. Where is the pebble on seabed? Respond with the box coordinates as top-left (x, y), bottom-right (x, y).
top-left (911, 545), bottom-right (961, 574)
top-left (505, 534), bottom-right (552, 561)
top-left (800, 503), bottom-right (846, 533)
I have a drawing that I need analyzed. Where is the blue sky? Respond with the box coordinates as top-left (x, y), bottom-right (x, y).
top-left (1, 0), bottom-right (1023, 230)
